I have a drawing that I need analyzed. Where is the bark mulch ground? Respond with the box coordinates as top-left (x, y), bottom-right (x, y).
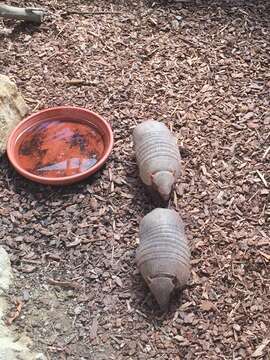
top-left (0, 1), bottom-right (269, 359)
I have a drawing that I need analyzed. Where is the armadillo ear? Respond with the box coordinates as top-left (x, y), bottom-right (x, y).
top-left (149, 276), bottom-right (175, 311)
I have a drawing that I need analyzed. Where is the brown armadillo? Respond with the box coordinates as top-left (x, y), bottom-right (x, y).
top-left (133, 120), bottom-right (181, 201)
top-left (136, 208), bottom-right (190, 310)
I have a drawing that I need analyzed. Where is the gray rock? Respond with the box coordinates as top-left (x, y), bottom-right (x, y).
top-left (0, 75), bottom-right (29, 155)
top-left (0, 246), bottom-right (13, 294)
top-left (0, 247), bottom-right (47, 360)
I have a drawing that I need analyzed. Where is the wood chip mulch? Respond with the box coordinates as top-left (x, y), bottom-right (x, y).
top-left (0, 1), bottom-right (269, 359)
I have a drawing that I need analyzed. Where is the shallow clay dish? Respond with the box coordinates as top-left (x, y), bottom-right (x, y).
top-left (7, 106), bottom-right (113, 185)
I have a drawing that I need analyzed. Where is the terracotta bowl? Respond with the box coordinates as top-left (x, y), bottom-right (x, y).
top-left (7, 106), bottom-right (113, 185)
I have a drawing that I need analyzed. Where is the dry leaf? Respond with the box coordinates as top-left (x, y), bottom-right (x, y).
top-left (247, 121), bottom-right (259, 129)
top-left (252, 339), bottom-right (270, 358)
top-left (21, 265), bottom-right (36, 273)
top-left (6, 299), bottom-right (23, 325)
top-left (114, 276), bottom-right (123, 288)
top-left (231, 72), bottom-right (244, 79)
top-left (200, 300), bottom-right (215, 311)
top-left (48, 278), bottom-right (80, 289)
top-left (89, 198), bottom-right (98, 210)
top-left (201, 84), bottom-right (213, 93)
top-left (243, 112), bottom-right (254, 121)
top-left (66, 237), bottom-right (81, 248)
top-left (259, 251), bottom-right (270, 261)
top-left (233, 324), bottom-right (241, 332)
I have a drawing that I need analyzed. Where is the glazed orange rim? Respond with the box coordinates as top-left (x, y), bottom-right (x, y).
top-left (7, 106), bottom-right (114, 184)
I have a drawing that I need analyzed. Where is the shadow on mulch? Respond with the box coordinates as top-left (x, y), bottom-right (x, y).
top-left (132, 181), bottom-right (170, 210)
top-left (145, 0), bottom-right (269, 9)
top-left (144, 0), bottom-right (270, 23)
top-left (0, 19), bottom-right (43, 40)
top-left (2, 152), bottom-right (163, 212)
top-left (0, 153), bottom-right (106, 200)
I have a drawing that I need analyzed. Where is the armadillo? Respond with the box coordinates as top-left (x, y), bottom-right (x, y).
top-left (133, 120), bottom-right (181, 201)
top-left (136, 208), bottom-right (190, 310)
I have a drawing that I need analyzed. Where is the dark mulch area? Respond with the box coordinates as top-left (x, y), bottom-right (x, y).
top-left (0, 1), bottom-right (269, 359)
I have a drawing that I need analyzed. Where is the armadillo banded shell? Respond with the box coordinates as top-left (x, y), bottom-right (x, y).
top-left (137, 248), bottom-right (190, 269)
top-left (136, 209), bottom-right (190, 309)
top-left (133, 121), bottom-right (181, 193)
top-left (139, 208), bottom-right (185, 233)
top-left (133, 120), bottom-right (171, 141)
top-left (135, 137), bottom-right (180, 166)
top-left (137, 225), bottom-right (190, 267)
top-left (137, 244), bottom-right (190, 285)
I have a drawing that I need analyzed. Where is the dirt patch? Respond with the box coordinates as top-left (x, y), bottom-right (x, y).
top-left (0, 247), bottom-right (46, 360)
top-left (0, 0), bottom-right (269, 359)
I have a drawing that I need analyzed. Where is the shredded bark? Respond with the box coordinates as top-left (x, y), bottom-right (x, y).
top-left (0, 1), bottom-right (269, 359)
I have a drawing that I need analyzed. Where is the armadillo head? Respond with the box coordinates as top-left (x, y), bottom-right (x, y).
top-left (152, 171), bottom-right (175, 201)
top-left (148, 276), bottom-right (175, 311)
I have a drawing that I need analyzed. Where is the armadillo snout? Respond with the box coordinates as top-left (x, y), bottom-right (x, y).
top-left (148, 276), bottom-right (175, 311)
top-left (152, 171), bottom-right (175, 201)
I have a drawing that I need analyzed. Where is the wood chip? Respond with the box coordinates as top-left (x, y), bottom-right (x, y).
top-left (48, 278), bottom-right (81, 289)
top-left (259, 251), bottom-right (270, 261)
top-left (6, 299), bottom-right (23, 325)
top-left (200, 300), bottom-right (216, 311)
top-left (66, 237), bottom-right (81, 248)
top-left (89, 317), bottom-right (98, 341)
top-left (252, 339), bottom-right (270, 358)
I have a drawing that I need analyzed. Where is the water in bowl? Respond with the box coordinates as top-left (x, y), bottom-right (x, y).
top-left (18, 120), bottom-right (105, 178)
